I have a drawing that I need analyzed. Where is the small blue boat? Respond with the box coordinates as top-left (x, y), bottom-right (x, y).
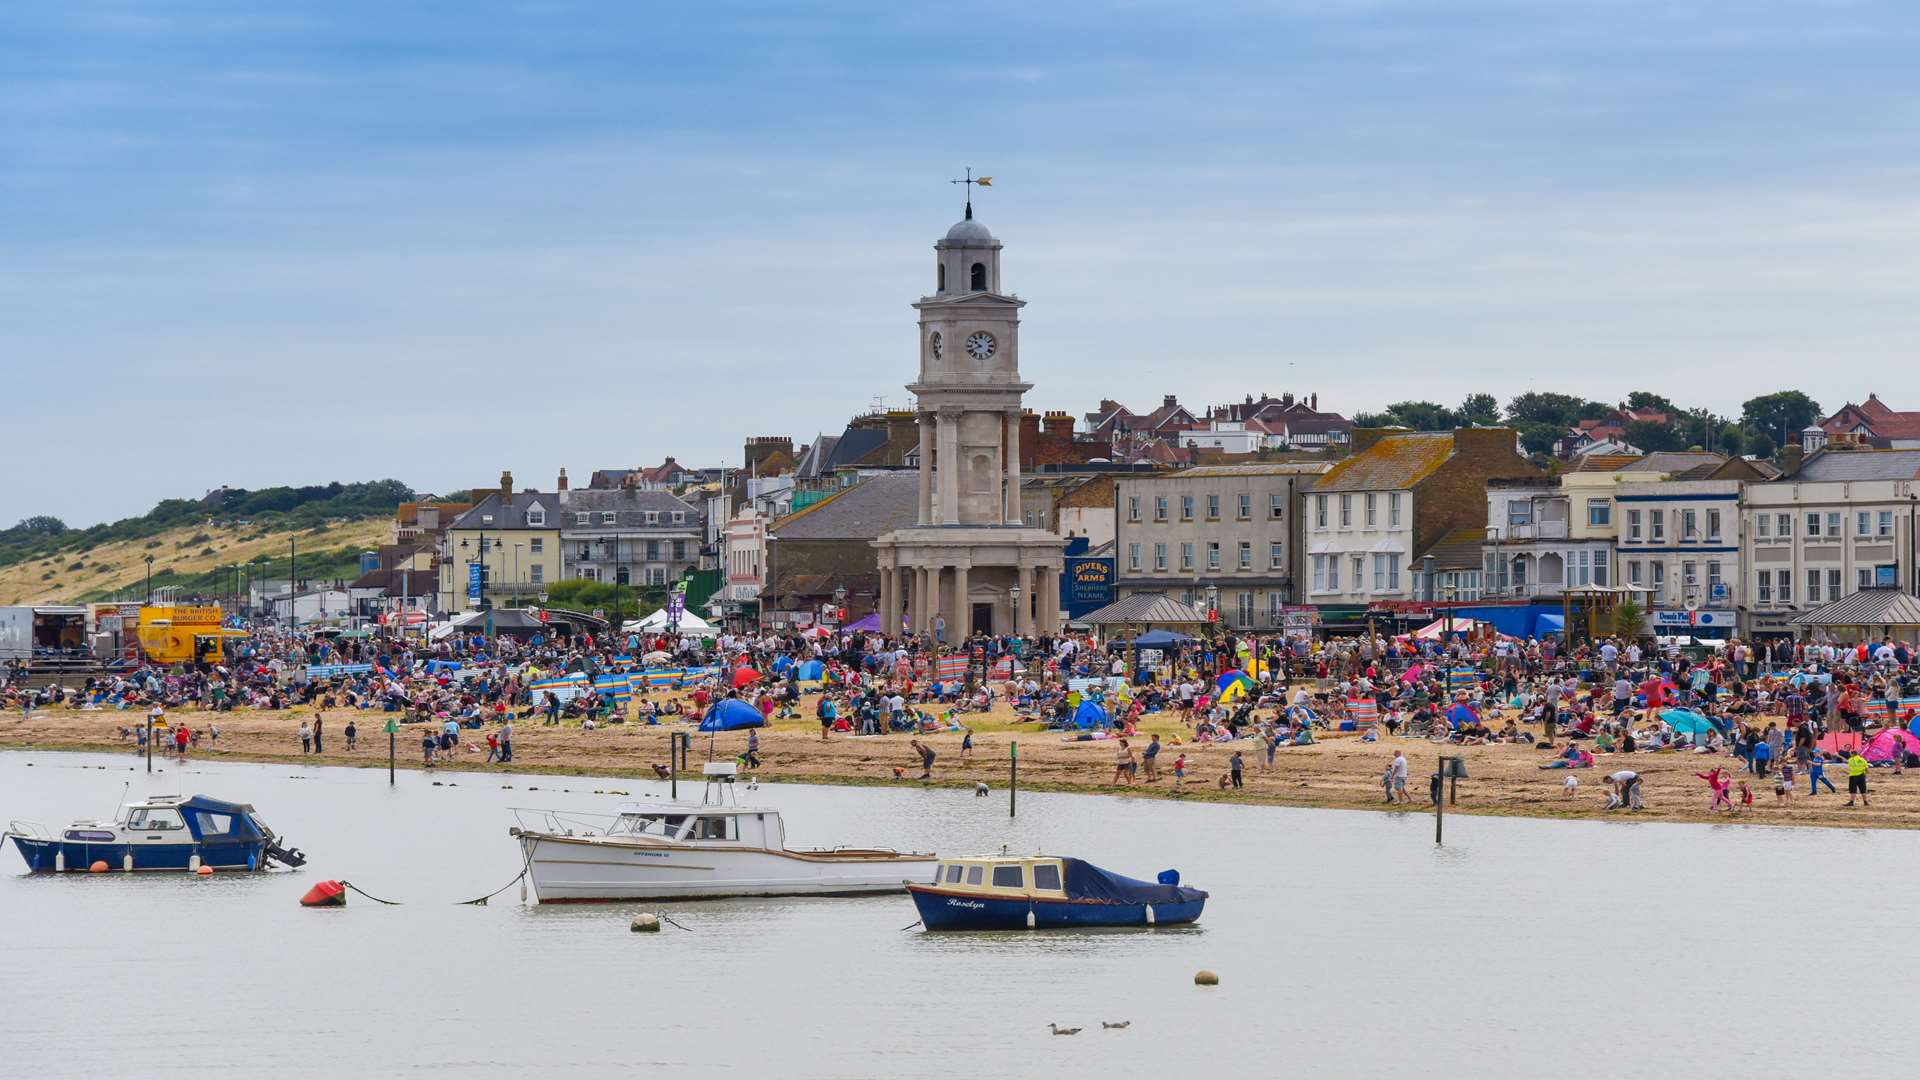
top-left (6, 794), bottom-right (305, 873)
top-left (907, 855), bottom-right (1207, 931)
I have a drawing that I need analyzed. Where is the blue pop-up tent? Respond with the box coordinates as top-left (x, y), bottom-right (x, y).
top-left (1659, 707), bottom-right (1725, 736)
top-left (1131, 630), bottom-right (1193, 650)
top-left (1073, 700), bottom-right (1110, 730)
top-left (698, 698), bottom-right (766, 732)
top-left (796, 659), bottom-right (825, 682)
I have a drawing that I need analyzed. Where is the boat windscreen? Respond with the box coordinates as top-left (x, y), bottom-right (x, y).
top-left (612, 814), bottom-right (679, 837)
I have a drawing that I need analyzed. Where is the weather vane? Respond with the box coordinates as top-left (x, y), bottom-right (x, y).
top-left (950, 167), bottom-right (992, 219)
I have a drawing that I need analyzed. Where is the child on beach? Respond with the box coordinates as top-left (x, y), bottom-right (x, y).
top-left (960, 728), bottom-right (973, 758)
top-left (1171, 753), bottom-right (1187, 788)
top-left (1562, 773), bottom-right (1578, 798)
top-left (1696, 767), bottom-right (1732, 812)
top-left (1737, 780), bottom-right (1753, 812)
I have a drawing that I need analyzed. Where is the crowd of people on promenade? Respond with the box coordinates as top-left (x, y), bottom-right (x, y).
top-left (3, 618), bottom-right (1916, 811)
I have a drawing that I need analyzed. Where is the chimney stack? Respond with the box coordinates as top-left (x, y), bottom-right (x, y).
top-left (1779, 443), bottom-right (1806, 476)
top-left (1044, 410), bottom-right (1074, 440)
top-left (1309, 393), bottom-right (1318, 410)
top-left (556, 467), bottom-right (569, 491)
top-left (500, 470), bottom-right (513, 506)
top-left (1163, 394), bottom-right (1178, 409)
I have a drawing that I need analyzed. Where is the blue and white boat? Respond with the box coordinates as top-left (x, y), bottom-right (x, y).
top-left (907, 854), bottom-right (1207, 931)
top-left (6, 794), bottom-right (305, 873)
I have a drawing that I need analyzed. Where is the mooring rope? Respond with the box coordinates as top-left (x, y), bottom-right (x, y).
top-left (658, 914), bottom-right (695, 932)
top-left (898, 919), bottom-right (923, 932)
top-left (338, 880), bottom-right (404, 905)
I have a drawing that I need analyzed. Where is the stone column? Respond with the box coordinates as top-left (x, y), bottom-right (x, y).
top-left (951, 563), bottom-right (969, 637)
top-left (938, 409), bottom-right (961, 525)
top-left (881, 559), bottom-right (901, 637)
top-left (1004, 409), bottom-right (1022, 524)
top-left (1015, 563), bottom-right (1033, 637)
top-left (1038, 564), bottom-right (1059, 631)
top-left (917, 414), bottom-right (934, 524)
top-left (911, 565), bottom-right (928, 633)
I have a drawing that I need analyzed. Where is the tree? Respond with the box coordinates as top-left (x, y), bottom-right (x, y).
top-left (1505, 392), bottom-right (1610, 429)
top-left (1353, 401), bottom-right (1459, 431)
top-left (1457, 393), bottom-right (1500, 427)
top-left (1609, 599), bottom-right (1645, 639)
top-left (10, 515), bottom-right (67, 535)
top-left (1624, 391), bottom-right (1676, 415)
top-left (1625, 420), bottom-right (1684, 453)
top-left (1740, 391), bottom-right (1822, 445)
top-left (1513, 421), bottom-right (1562, 457)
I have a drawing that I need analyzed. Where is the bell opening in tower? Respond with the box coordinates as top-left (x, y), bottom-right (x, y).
top-left (970, 262), bottom-right (986, 291)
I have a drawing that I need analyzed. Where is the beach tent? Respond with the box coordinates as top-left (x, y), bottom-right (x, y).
top-left (844, 612), bottom-right (882, 633)
top-left (623, 609), bottom-right (718, 636)
top-left (698, 698), bottom-right (766, 732)
top-left (1445, 701), bottom-right (1479, 729)
top-left (1073, 700), bottom-right (1110, 730)
top-left (1865, 728), bottom-right (1920, 764)
top-left (1131, 629), bottom-right (1194, 650)
top-left (795, 659), bottom-right (825, 682)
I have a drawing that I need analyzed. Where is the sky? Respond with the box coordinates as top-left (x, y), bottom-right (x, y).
top-left (7, 0), bottom-right (1920, 526)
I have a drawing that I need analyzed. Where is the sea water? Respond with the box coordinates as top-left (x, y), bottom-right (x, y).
top-left (0, 750), bottom-right (1912, 1079)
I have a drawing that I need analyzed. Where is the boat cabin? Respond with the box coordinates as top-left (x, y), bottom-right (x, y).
top-left (607, 806), bottom-right (786, 849)
top-left (927, 855), bottom-right (1067, 896)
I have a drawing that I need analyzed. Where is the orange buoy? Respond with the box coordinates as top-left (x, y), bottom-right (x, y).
top-left (300, 879), bottom-right (347, 907)
top-left (196, 865), bottom-right (214, 876)
top-left (89, 861), bottom-right (109, 873)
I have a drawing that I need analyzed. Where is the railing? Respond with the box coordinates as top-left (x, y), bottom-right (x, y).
top-left (509, 808), bottom-right (621, 837)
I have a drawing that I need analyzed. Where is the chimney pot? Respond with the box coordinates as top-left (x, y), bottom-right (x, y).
top-left (557, 467), bottom-right (569, 491)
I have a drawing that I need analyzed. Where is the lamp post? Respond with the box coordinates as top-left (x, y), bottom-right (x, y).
top-left (833, 584), bottom-right (848, 628)
top-left (143, 554), bottom-right (154, 602)
top-left (461, 534), bottom-right (504, 623)
top-left (1009, 584), bottom-right (1023, 638)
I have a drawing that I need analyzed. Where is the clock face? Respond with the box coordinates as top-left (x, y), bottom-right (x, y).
top-left (929, 331), bottom-right (942, 358)
top-left (965, 331), bottom-right (996, 361)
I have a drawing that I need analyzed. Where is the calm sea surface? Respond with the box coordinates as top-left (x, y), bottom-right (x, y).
top-left (1, 749), bottom-right (1913, 1079)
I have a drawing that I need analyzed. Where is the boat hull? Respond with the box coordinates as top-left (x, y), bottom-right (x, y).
top-left (907, 886), bottom-right (1206, 931)
top-left (521, 833), bottom-right (937, 903)
top-left (10, 835), bottom-right (268, 873)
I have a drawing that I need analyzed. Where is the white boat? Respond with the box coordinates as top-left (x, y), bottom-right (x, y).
top-left (510, 764), bottom-right (937, 903)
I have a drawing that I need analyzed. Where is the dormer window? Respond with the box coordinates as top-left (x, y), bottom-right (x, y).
top-left (672, 511), bottom-right (686, 524)
top-left (646, 511), bottom-right (659, 525)
top-left (526, 509), bottom-right (545, 526)
top-left (600, 512), bottom-right (616, 525)
top-left (576, 512), bottom-right (591, 526)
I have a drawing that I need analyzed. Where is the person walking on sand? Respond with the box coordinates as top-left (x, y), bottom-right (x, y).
top-left (1808, 750), bottom-right (1837, 795)
top-left (1392, 750), bottom-right (1410, 804)
top-left (1382, 755), bottom-right (1396, 804)
top-left (311, 714), bottom-right (324, 754)
top-left (1229, 750), bottom-right (1244, 790)
top-left (960, 727), bottom-right (973, 758)
top-left (910, 739), bottom-right (935, 780)
top-left (1846, 750), bottom-right (1871, 807)
top-left (1112, 739), bottom-right (1136, 785)
top-left (500, 719), bottom-right (514, 764)
top-left (344, 720), bottom-right (356, 750)
top-left (1142, 734), bottom-right (1161, 782)
top-left (298, 720), bottom-right (312, 754)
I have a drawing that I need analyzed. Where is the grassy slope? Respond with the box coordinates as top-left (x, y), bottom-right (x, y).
top-left (0, 519), bottom-right (392, 605)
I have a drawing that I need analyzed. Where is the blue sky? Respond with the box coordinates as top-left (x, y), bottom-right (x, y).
top-left (7, 1), bottom-right (1920, 525)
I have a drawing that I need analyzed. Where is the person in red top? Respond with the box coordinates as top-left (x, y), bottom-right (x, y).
top-left (1641, 675), bottom-right (1666, 710)
top-left (173, 724), bottom-right (190, 758)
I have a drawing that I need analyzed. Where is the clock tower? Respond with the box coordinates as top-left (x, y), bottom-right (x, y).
top-left (875, 197), bottom-right (1066, 639)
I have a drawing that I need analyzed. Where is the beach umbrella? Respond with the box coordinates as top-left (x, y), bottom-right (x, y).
top-left (731, 667), bottom-right (763, 689)
top-left (1659, 708), bottom-right (1719, 736)
top-left (1399, 663), bottom-right (1425, 685)
top-left (699, 698), bottom-right (767, 732)
top-left (642, 651), bottom-right (673, 664)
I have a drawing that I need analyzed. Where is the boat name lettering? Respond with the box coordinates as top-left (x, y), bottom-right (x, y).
top-left (945, 899), bottom-right (987, 910)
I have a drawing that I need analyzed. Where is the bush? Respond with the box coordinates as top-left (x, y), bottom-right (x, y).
top-left (178, 532), bottom-right (213, 548)
top-left (144, 540), bottom-right (163, 549)
top-left (200, 547), bottom-right (216, 556)
top-left (67, 561), bottom-right (86, 572)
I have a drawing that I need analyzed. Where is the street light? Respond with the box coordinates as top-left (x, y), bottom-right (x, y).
top-left (1009, 584), bottom-right (1023, 634)
top-left (143, 554), bottom-right (154, 602)
top-left (833, 584), bottom-right (848, 627)
top-left (460, 535), bottom-right (504, 613)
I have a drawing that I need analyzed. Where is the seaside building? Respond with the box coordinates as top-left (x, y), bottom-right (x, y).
top-left (1302, 429), bottom-right (1537, 617)
top-left (437, 471), bottom-right (564, 612)
top-left (871, 200), bottom-right (1066, 637)
top-left (1742, 445), bottom-right (1920, 638)
top-left (1112, 462), bottom-right (1328, 629)
top-left (556, 471), bottom-right (704, 588)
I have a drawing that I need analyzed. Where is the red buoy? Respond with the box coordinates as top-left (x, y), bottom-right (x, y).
top-left (300, 879), bottom-right (347, 907)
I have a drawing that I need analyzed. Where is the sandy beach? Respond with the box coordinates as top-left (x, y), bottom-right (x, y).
top-left (5, 700), bottom-right (1914, 830)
